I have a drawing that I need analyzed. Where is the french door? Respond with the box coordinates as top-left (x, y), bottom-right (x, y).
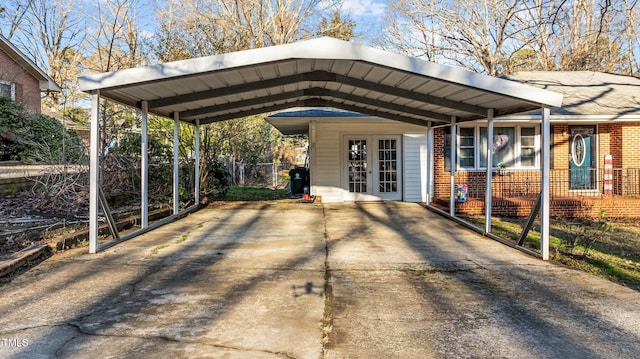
top-left (344, 136), bottom-right (402, 201)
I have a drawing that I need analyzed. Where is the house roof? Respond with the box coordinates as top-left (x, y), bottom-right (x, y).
top-left (505, 71), bottom-right (640, 118)
top-left (0, 35), bottom-right (62, 92)
top-left (78, 37), bottom-right (562, 127)
top-left (266, 107), bottom-right (370, 135)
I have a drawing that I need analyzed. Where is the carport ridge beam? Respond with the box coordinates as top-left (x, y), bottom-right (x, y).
top-left (179, 88), bottom-right (452, 124)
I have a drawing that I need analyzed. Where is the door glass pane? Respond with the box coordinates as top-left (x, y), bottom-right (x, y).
top-left (378, 139), bottom-right (398, 193)
top-left (348, 139), bottom-right (367, 193)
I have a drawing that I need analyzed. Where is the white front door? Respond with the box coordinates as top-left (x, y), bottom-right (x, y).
top-left (344, 136), bottom-right (402, 201)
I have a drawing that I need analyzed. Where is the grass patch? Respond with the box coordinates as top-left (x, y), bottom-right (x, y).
top-left (461, 214), bottom-right (640, 291)
top-left (224, 186), bottom-right (290, 201)
top-left (175, 222), bottom-right (203, 244)
top-left (148, 244), bottom-right (170, 257)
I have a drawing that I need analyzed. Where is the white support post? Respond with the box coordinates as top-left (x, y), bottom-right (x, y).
top-left (141, 101), bottom-right (149, 229)
top-left (310, 120), bottom-right (317, 195)
top-left (449, 117), bottom-right (457, 217)
top-left (426, 121), bottom-right (433, 204)
top-left (194, 120), bottom-right (201, 205)
top-left (540, 107), bottom-right (551, 260)
top-left (173, 112), bottom-right (180, 215)
top-left (89, 91), bottom-right (100, 254)
top-left (485, 109), bottom-right (494, 233)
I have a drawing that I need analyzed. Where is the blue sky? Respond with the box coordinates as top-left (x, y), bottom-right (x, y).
top-left (339, 0), bottom-right (387, 17)
top-left (336, 0), bottom-right (387, 38)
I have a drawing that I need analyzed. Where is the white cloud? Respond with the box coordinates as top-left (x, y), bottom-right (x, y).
top-left (339, 0), bottom-right (387, 17)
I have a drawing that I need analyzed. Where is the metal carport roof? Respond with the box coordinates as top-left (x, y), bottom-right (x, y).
top-left (78, 37), bottom-right (562, 260)
top-left (78, 37), bottom-right (562, 126)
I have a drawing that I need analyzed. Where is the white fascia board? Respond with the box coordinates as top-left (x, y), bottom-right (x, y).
top-left (77, 37), bottom-right (563, 109)
top-left (39, 79), bottom-right (63, 92)
top-left (79, 37), bottom-right (346, 92)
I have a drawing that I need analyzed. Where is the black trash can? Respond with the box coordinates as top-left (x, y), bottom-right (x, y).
top-left (289, 167), bottom-right (309, 198)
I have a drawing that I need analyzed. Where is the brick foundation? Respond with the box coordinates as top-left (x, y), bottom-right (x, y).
top-left (434, 196), bottom-right (640, 218)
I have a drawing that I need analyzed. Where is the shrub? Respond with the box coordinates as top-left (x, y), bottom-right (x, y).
top-left (557, 210), bottom-right (614, 257)
top-left (0, 97), bottom-right (84, 163)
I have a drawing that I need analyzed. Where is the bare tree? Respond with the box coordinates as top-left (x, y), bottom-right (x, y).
top-left (621, 0), bottom-right (640, 74)
top-left (553, 0), bottom-right (627, 72)
top-left (0, 0), bottom-right (30, 40)
top-left (377, 0), bottom-right (440, 61)
top-left (158, 0), bottom-right (331, 55)
top-left (1, 0), bottom-right (87, 112)
top-left (380, 0), bottom-right (528, 75)
top-left (380, 0), bottom-right (634, 75)
top-left (317, 10), bottom-right (356, 41)
top-left (83, 0), bottom-right (148, 73)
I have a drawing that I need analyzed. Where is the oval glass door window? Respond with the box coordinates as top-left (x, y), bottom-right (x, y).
top-left (571, 133), bottom-right (586, 167)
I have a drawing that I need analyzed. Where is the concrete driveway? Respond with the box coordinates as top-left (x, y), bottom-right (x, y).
top-left (1, 202), bottom-right (639, 359)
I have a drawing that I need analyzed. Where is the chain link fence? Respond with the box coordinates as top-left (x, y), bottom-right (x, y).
top-left (226, 162), bottom-right (296, 189)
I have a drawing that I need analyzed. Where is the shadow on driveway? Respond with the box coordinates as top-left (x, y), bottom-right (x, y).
top-left (0, 202), bottom-right (638, 359)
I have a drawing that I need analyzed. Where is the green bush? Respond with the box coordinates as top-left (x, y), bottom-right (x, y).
top-left (0, 97), bottom-right (84, 162)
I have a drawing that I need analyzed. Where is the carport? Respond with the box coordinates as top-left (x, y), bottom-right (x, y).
top-left (78, 37), bottom-right (562, 259)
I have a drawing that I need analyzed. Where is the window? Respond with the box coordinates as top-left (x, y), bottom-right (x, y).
top-left (445, 125), bottom-right (539, 170)
top-left (520, 127), bottom-right (536, 167)
top-left (0, 81), bottom-right (15, 100)
top-left (459, 127), bottom-right (475, 168)
top-left (480, 127), bottom-right (515, 167)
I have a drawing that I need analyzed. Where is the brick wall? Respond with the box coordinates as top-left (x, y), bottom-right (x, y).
top-left (622, 122), bottom-right (640, 169)
top-left (432, 123), bottom-right (640, 218)
top-left (0, 49), bottom-right (42, 113)
top-left (433, 127), bottom-right (449, 198)
top-left (438, 197), bottom-right (640, 218)
top-left (553, 124), bottom-right (569, 169)
top-left (599, 123), bottom-right (624, 168)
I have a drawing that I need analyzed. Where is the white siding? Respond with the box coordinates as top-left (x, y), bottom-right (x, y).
top-left (403, 134), bottom-right (427, 202)
top-left (311, 118), bottom-right (427, 203)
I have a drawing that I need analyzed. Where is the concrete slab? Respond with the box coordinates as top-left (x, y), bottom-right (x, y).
top-left (323, 202), bottom-right (640, 359)
top-left (0, 203), bottom-right (327, 359)
top-left (0, 201), bottom-right (639, 359)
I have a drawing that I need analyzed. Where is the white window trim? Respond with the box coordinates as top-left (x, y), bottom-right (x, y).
top-left (0, 80), bottom-right (16, 100)
top-left (452, 124), bottom-right (540, 171)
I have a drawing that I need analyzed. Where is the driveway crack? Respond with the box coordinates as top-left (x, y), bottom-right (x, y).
top-left (320, 205), bottom-right (334, 358)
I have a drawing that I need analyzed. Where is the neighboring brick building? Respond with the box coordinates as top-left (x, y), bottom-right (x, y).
top-left (0, 34), bottom-right (60, 113)
top-left (433, 72), bottom-right (640, 218)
